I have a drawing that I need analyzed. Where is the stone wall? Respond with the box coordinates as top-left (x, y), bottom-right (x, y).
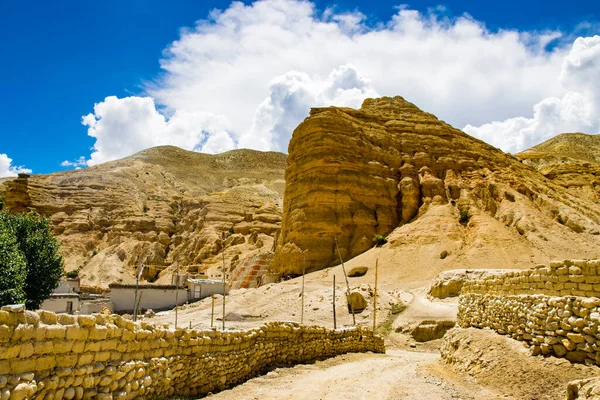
top-left (458, 259), bottom-right (600, 366)
top-left (459, 293), bottom-right (600, 364)
top-left (461, 260), bottom-right (600, 297)
top-left (427, 269), bottom-right (512, 299)
top-left (0, 306), bottom-right (384, 400)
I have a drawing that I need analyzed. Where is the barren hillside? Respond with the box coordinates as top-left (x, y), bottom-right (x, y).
top-left (273, 97), bottom-right (600, 279)
top-left (0, 146), bottom-right (287, 287)
top-left (517, 132), bottom-right (600, 204)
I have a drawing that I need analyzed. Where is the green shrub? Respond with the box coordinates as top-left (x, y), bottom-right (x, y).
top-left (373, 235), bottom-right (388, 247)
top-left (390, 302), bottom-right (406, 315)
top-left (65, 268), bottom-right (79, 279)
top-left (0, 194), bottom-right (4, 211)
top-left (459, 210), bottom-right (470, 224)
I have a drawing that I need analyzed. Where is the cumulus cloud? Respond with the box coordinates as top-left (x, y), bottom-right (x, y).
top-left (81, 96), bottom-right (234, 166)
top-left (238, 64), bottom-right (378, 151)
top-left (0, 154), bottom-right (31, 178)
top-left (465, 36), bottom-right (600, 153)
top-left (75, 0), bottom-right (600, 164)
top-left (61, 156), bottom-right (87, 168)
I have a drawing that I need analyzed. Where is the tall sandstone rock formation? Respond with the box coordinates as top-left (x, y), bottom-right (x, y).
top-left (273, 97), bottom-right (600, 275)
top-left (1, 147), bottom-right (286, 287)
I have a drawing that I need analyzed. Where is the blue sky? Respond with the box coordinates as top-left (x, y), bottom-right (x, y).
top-left (1, 0), bottom-right (599, 175)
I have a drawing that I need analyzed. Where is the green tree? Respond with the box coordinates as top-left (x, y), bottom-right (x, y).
top-left (0, 211), bottom-right (64, 309)
top-left (0, 227), bottom-right (27, 305)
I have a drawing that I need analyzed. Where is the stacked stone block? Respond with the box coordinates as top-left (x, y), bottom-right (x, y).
top-left (458, 259), bottom-right (600, 366)
top-left (462, 260), bottom-right (600, 297)
top-left (0, 306), bottom-right (384, 400)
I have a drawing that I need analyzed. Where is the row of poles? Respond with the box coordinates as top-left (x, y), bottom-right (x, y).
top-left (134, 234), bottom-right (380, 332)
top-left (301, 237), bottom-right (379, 330)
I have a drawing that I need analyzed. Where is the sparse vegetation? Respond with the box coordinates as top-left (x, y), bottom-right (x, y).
top-left (65, 268), bottom-right (80, 279)
top-left (459, 210), bottom-right (470, 224)
top-left (142, 201), bottom-right (149, 213)
top-left (373, 235), bottom-right (388, 247)
top-left (390, 302), bottom-right (407, 315)
top-left (376, 301), bottom-right (407, 335)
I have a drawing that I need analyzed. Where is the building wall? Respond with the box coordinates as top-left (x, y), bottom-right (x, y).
top-left (0, 307), bottom-right (384, 399)
top-left (79, 300), bottom-right (113, 315)
top-left (110, 287), bottom-right (191, 312)
top-left (53, 280), bottom-right (79, 294)
top-left (188, 282), bottom-right (229, 300)
top-left (39, 297), bottom-right (79, 314)
top-left (458, 259), bottom-right (600, 366)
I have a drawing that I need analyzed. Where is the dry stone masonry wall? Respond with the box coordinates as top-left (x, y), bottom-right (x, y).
top-left (0, 306), bottom-right (384, 400)
top-left (462, 259), bottom-right (600, 297)
top-left (458, 259), bottom-right (600, 366)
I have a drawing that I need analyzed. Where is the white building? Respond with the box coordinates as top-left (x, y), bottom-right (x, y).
top-left (109, 283), bottom-right (188, 313)
top-left (187, 278), bottom-right (229, 301)
top-left (39, 293), bottom-right (80, 314)
top-left (39, 278), bottom-right (81, 314)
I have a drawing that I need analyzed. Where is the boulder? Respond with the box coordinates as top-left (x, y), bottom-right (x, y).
top-left (348, 267), bottom-right (368, 277)
top-left (346, 292), bottom-right (367, 314)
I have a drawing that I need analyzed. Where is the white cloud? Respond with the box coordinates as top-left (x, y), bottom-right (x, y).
top-left (61, 156), bottom-right (87, 168)
top-left (76, 0), bottom-right (600, 163)
top-left (238, 64), bottom-right (378, 151)
top-left (0, 154), bottom-right (31, 178)
top-left (81, 96), bottom-right (234, 166)
top-left (465, 35), bottom-right (600, 153)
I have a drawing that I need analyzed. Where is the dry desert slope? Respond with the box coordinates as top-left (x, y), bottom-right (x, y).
top-left (273, 97), bottom-right (600, 284)
top-left (0, 146), bottom-right (286, 287)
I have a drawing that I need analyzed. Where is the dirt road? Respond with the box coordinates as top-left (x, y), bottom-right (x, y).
top-left (208, 349), bottom-right (501, 400)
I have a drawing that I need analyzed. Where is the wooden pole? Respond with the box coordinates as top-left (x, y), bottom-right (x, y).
top-left (133, 264), bottom-right (144, 322)
top-left (334, 237), bottom-right (355, 325)
top-left (175, 263), bottom-right (179, 329)
top-left (211, 294), bottom-right (215, 328)
top-left (373, 258), bottom-right (378, 331)
top-left (222, 232), bottom-right (227, 331)
top-left (133, 269), bottom-right (140, 322)
top-left (301, 252), bottom-right (306, 325)
top-left (333, 275), bottom-right (337, 330)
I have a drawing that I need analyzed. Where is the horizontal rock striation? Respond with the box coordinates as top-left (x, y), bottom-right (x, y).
top-left (518, 133), bottom-right (600, 204)
top-left (273, 97), bottom-right (600, 275)
top-left (0, 306), bottom-right (384, 400)
top-left (0, 147), bottom-right (286, 287)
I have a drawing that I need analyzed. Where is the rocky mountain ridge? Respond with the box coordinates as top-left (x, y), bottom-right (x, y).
top-left (2, 98), bottom-right (600, 288)
top-left (517, 132), bottom-right (600, 204)
top-left (0, 146), bottom-right (287, 287)
top-left (273, 96), bottom-right (600, 277)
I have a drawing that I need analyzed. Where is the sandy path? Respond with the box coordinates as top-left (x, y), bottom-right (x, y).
top-left (208, 349), bottom-right (497, 400)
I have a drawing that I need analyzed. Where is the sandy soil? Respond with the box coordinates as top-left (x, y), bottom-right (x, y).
top-left (148, 260), bottom-right (596, 400)
top-left (207, 349), bottom-right (503, 400)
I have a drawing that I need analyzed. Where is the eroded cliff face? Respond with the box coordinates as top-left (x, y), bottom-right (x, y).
top-left (517, 133), bottom-right (600, 204)
top-left (273, 97), bottom-right (600, 275)
top-left (0, 147), bottom-right (286, 287)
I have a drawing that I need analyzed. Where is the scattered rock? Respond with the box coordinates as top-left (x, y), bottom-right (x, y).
top-left (347, 292), bottom-right (368, 314)
top-left (348, 267), bottom-right (368, 277)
